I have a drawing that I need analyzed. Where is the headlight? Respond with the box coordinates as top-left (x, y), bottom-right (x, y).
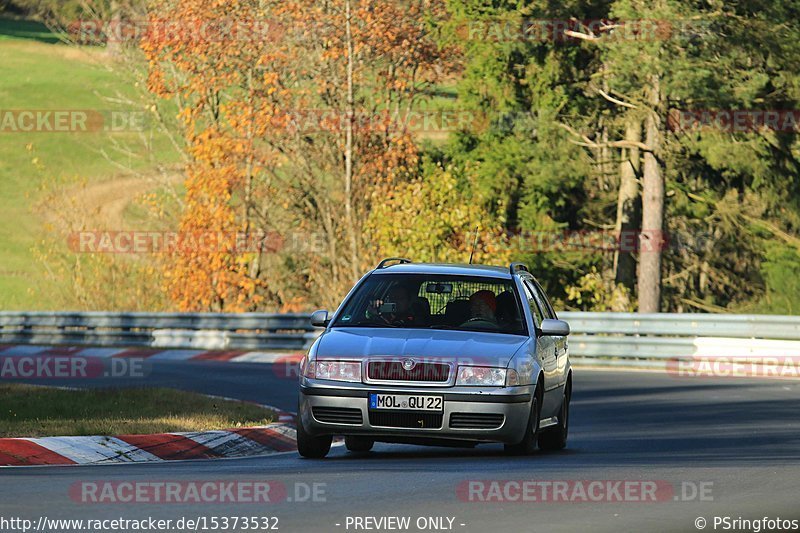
top-left (304, 360), bottom-right (362, 382)
top-left (456, 366), bottom-right (507, 386)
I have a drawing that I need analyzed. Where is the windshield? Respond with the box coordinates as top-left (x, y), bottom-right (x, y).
top-left (331, 274), bottom-right (527, 336)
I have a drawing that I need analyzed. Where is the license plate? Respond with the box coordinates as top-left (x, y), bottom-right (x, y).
top-left (369, 393), bottom-right (443, 412)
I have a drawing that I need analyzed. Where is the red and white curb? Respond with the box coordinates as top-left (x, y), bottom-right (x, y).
top-left (0, 344), bottom-right (304, 364)
top-left (0, 423), bottom-right (298, 467)
top-left (0, 345), bottom-right (306, 466)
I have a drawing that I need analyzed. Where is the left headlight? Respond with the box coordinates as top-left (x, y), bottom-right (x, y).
top-left (304, 360), bottom-right (362, 382)
top-left (455, 366), bottom-right (507, 386)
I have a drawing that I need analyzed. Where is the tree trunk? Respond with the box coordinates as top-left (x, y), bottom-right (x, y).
top-left (614, 119), bottom-right (642, 290)
top-left (638, 75), bottom-right (664, 312)
top-left (343, 0), bottom-right (360, 282)
top-left (106, 0), bottom-right (121, 58)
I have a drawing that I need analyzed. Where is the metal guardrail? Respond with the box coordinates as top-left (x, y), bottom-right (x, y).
top-left (2, 311), bottom-right (799, 364)
top-left (559, 312), bottom-right (800, 340)
top-left (0, 311), bottom-right (316, 350)
top-left (558, 312), bottom-right (800, 368)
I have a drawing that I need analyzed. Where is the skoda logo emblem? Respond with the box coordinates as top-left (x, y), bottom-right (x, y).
top-left (402, 358), bottom-right (416, 371)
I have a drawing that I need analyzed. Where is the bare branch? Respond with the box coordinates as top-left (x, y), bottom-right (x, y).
top-left (607, 140), bottom-right (652, 151)
top-left (597, 89), bottom-right (638, 109)
top-left (558, 122), bottom-right (652, 152)
top-left (562, 29), bottom-right (600, 42)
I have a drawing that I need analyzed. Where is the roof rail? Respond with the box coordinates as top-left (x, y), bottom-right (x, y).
top-left (509, 262), bottom-right (529, 275)
top-left (376, 257), bottom-right (412, 269)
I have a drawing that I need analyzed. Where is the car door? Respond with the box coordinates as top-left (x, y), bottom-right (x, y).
top-left (521, 278), bottom-right (559, 416)
top-left (532, 279), bottom-right (568, 388)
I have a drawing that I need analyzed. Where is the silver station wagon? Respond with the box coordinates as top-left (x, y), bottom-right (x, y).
top-left (297, 259), bottom-right (572, 458)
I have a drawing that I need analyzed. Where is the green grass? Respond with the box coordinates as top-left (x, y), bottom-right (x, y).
top-left (412, 84), bottom-right (461, 145)
top-left (0, 384), bottom-right (276, 437)
top-left (0, 24), bottom-right (181, 309)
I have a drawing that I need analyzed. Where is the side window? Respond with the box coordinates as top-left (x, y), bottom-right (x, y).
top-left (532, 281), bottom-right (556, 320)
top-left (521, 280), bottom-right (544, 327)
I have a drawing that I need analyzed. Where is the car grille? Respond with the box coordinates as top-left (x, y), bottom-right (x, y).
top-left (312, 407), bottom-right (363, 425)
top-left (369, 411), bottom-right (443, 429)
top-left (367, 361), bottom-right (450, 382)
top-left (449, 412), bottom-right (505, 429)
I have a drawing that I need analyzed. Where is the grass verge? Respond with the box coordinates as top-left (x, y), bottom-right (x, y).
top-left (0, 384), bottom-right (277, 437)
top-left (0, 22), bottom-right (181, 310)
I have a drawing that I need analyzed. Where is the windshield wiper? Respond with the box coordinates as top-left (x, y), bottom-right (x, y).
top-left (339, 321), bottom-right (399, 328)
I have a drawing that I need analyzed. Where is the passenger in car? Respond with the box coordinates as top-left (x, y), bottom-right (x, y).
top-left (461, 290), bottom-right (499, 328)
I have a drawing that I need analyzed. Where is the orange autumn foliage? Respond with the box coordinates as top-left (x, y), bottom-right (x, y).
top-left (143, 0), bottom-right (455, 310)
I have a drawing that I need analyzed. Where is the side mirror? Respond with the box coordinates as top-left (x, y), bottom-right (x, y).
top-left (539, 318), bottom-right (570, 337)
top-left (310, 309), bottom-right (330, 328)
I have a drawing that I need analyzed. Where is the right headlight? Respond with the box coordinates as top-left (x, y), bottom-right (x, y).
top-left (456, 366), bottom-right (512, 387)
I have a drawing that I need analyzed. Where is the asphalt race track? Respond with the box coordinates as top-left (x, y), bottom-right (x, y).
top-left (1, 361), bottom-right (799, 532)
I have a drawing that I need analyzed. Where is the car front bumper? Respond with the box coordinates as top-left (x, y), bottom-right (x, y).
top-left (299, 380), bottom-right (534, 445)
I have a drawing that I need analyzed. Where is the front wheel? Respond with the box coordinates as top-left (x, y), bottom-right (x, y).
top-left (504, 387), bottom-right (542, 456)
top-left (538, 383), bottom-right (570, 451)
top-left (296, 418), bottom-right (332, 459)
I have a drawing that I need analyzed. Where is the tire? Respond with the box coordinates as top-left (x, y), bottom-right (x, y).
top-left (344, 436), bottom-right (374, 453)
top-left (296, 418), bottom-right (332, 459)
top-left (538, 382), bottom-right (570, 452)
top-left (504, 386), bottom-right (542, 456)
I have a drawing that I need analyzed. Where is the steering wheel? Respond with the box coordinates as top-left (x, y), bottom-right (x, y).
top-left (460, 317), bottom-right (500, 329)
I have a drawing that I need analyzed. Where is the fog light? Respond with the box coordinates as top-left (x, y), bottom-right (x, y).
top-left (506, 368), bottom-right (520, 386)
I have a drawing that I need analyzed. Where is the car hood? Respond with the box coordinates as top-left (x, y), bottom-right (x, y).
top-left (315, 328), bottom-right (528, 367)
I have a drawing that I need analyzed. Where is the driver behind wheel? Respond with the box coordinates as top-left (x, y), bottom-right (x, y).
top-left (367, 284), bottom-right (416, 325)
top-left (461, 289), bottom-right (498, 328)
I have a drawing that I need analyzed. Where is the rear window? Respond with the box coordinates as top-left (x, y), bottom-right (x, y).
top-left (331, 274), bottom-right (527, 336)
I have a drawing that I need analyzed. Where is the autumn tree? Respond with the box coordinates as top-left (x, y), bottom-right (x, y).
top-left (143, 0), bottom-right (453, 310)
top-left (367, 160), bottom-right (511, 265)
top-left (142, 0), bottom-right (276, 311)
